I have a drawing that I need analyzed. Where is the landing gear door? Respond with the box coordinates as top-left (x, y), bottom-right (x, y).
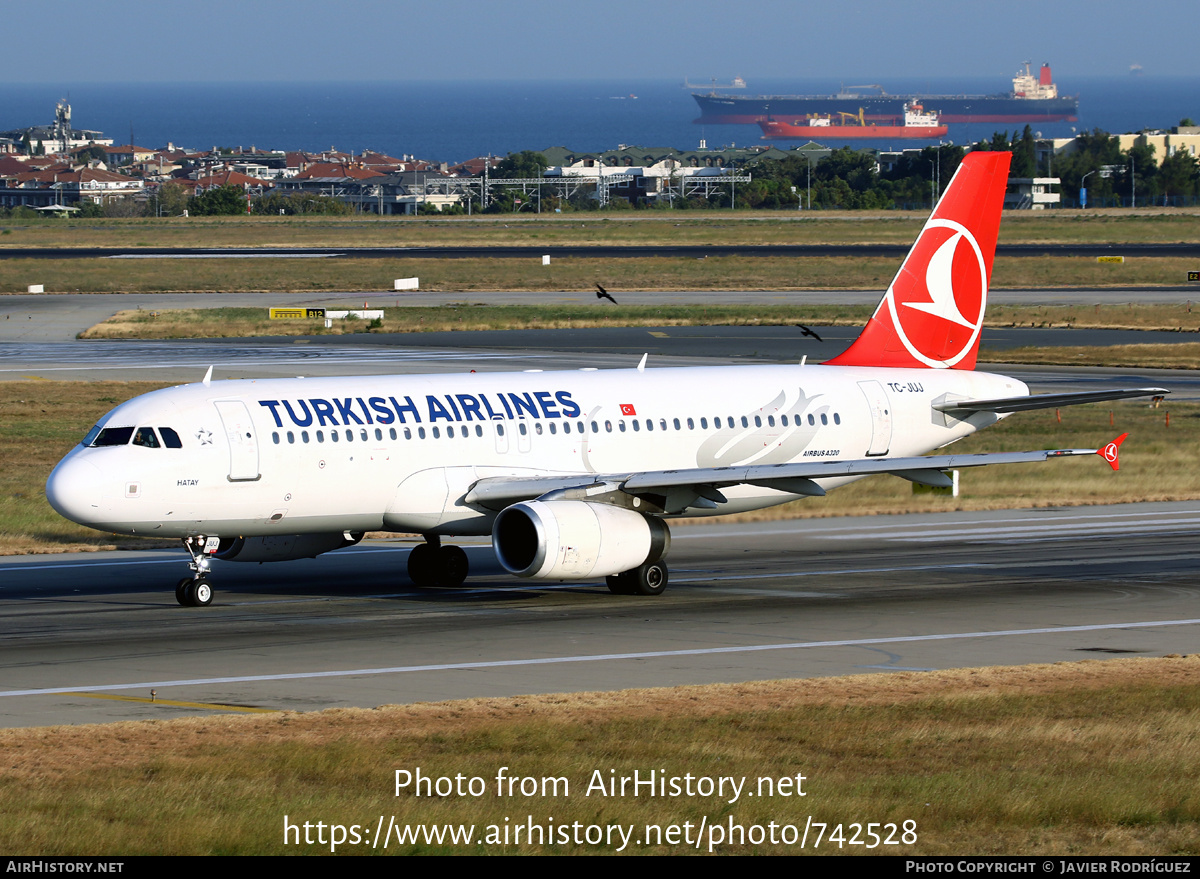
top-left (214, 400), bottom-right (260, 481)
top-left (857, 380), bottom-right (892, 457)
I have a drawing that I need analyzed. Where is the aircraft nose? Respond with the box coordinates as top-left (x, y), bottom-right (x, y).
top-left (46, 454), bottom-right (106, 526)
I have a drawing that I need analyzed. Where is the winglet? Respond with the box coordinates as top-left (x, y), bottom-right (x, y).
top-left (1096, 433), bottom-right (1128, 471)
top-left (202, 365), bottom-right (213, 387)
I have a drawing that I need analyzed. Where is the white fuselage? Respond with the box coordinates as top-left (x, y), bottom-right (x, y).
top-left (46, 362), bottom-right (1026, 540)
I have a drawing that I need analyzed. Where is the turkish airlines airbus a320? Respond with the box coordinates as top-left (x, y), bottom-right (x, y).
top-left (46, 152), bottom-right (1165, 606)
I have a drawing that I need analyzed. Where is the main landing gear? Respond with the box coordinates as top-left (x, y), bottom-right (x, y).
top-left (407, 534), bottom-right (470, 588)
top-left (606, 560), bottom-right (669, 596)
top-left (177, 536), bottom-right (214, 607)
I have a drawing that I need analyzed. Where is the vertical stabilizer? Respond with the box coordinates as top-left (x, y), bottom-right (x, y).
top-left (826, 151), bottom-right (1010, 370)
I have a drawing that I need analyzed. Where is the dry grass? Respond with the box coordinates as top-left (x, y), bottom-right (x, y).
top-left (80, 304), bottom-right (878, 339)
top-left (77, 302), bottom-right (1200, 342)
top-left (2, 253), bottom-right (1196, 297)
top-left (0, 657), bottom-right (1197, 854)
top-left (1, 254), bottom-right (902, 295)
top-left (2, 208), bottom-right (1200, 250)
top-left (984, 343), bottom-right (1200, 370)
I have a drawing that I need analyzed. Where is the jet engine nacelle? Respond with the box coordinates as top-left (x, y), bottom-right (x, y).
top-left (492, 500), bottom-right (670, 580)
top-left (214, 532), bottom-right (363, 563)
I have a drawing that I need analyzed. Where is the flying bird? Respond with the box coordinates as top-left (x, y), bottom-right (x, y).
top-left (796, 324), bottom-right (823, 342)
top-left (595, 284), bottom-right (617, 304)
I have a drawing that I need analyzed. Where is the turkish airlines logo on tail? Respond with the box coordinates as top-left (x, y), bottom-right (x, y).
top-left (886, 219), bottom-right (988, 368)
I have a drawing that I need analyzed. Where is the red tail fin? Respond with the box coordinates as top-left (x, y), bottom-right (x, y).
top-left (827, 151), bottom-right (1011, 370)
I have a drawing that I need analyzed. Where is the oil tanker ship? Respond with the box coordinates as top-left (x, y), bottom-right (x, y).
top-left (758, 103), bottom-right (948, 140)
top-left (693, 63), bottom-right (1078, 126)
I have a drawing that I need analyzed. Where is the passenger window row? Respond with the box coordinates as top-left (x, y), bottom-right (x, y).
top-left (269, 411), bottom-right (842, 445)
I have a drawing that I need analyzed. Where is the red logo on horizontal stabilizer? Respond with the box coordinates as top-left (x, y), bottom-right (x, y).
top-left (1097, 433), bottom-right (1128, 470)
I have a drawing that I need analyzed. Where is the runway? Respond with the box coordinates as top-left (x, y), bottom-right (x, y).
top-left (2, 503), bottom-right (1198, 728)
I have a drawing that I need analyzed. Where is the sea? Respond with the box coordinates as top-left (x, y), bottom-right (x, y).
top-left (2, 75), bottom-right (1198, 163)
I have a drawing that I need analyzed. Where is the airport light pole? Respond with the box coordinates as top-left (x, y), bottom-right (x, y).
top-left (1080, 169), bottom-right (1095, 209)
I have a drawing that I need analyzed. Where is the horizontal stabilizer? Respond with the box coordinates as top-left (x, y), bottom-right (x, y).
top-left (934, 387), bottom-right (1169, 414)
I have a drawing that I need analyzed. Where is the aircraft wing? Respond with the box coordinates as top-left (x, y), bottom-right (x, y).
top-left (465, 437), bottom-right (1126, 512)
top-left (933, 387), bottom-right (1168, 414)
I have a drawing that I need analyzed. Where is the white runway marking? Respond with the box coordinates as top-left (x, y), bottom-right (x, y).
top-left (3, 617), bottom-right (1196, 699)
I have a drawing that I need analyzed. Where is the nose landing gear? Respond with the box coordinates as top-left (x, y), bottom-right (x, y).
top-left (177, 536), bottom-right (216, 607)
top-left (176, 576), bottom-right (213, 607)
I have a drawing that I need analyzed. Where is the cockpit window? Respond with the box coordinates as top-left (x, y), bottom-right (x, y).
top-left (81, 424), bottom-right (102, 447)
top-left (159, 427), bottom-right (183, 449)
top-left (132, 427), bottom-right (161, 448)
top-left (89, 426), bottom-right (134, 447)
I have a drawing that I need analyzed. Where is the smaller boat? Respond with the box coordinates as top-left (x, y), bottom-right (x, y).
top-left (757, 102), bottom-right (948, 140)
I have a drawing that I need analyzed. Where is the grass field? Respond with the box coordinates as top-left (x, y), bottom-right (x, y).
top-left (3, 253), bottom-right (1194, 296)
top-left (78, 302), bottom-right (1200, 340)
top-left (1, 657), bottom-right (1196, 854)
top-left (2, 208), bottom-right (1200, 250)
top-left (3, 381), bottom-right (1191, 554)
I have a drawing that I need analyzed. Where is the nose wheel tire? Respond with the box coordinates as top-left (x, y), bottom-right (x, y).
top-left (176, 576), bottom-right (213, 607)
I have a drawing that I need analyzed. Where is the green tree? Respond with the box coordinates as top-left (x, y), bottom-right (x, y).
top-left (187, 185), bottom-right (248, 216)
top-left (1120, 142), bottom-right (1158, 204)
top-left (147, 182), bottom-right (189, 217)
top-left (100, 198), bottom-right (145, 218)
top-left (1010, 126), bottom-right (1037, 177)
top-left (493, 151), bottom-right (548, 178)
top-left (1050, 130), bottom-right (1122, 204)
top-left (75, 144), bottom-right (109, 165)
top-left (1157, 150), bottom-right (1197, 200)
top-left (252, 191), bottom-right (352, 216)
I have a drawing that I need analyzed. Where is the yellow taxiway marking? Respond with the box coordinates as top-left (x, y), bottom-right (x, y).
top-left (63, 692), bottom-right (276, 713)
top-left (648, 331), bottom-right (669, 338)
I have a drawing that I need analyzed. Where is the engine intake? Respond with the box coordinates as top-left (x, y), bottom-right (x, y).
top-left (493, 500), bottom-right (669, 579)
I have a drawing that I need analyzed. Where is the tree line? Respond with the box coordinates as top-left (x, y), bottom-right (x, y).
top-left (5, 127), bottom-right (1197, 218)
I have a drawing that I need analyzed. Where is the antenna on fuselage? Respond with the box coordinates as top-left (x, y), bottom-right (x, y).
top-left (202, 365), bottom-right (213, 386)
top-left (637, 353), bottom-right (648, 372)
